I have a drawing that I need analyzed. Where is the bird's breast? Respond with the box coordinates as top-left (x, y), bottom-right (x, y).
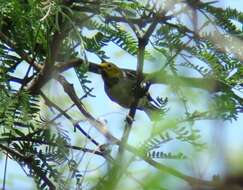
top-left (104, 79), bottom-right (135, 108)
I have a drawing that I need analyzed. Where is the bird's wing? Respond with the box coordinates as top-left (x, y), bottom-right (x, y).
top-left (123, 69), bottom-right (137, 80)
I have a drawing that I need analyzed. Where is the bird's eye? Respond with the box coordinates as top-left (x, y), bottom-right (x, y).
top-left (108, 64), bottom-right (111, 68)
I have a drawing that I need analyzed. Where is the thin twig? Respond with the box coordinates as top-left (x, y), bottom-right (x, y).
top-left (0, 137), bottom-right (104, 156)
top-left (2, 149), bottom-right (8, 190)
top-left (124, 143), bottom-right (219, 188)
top-left (40, 91), bottom-right (100, 146)
top-left (55, 74), bottom-right (118, 143)
top-left (0, 31), bottom-right (41, 71)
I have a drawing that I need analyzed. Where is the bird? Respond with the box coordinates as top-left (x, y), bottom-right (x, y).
top-left (99, 61), bottom-right (164, 119)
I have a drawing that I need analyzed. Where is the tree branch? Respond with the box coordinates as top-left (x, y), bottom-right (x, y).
top-left (26, 14), bottom-right (71, 94)
top-left (25, 56), bottom-right (229, 96)
top-left (106, 15), bottom-right (160, 190)
top-left (105, 15), bottom-right (172, 27)
top-left (0, 31), bottom-right (42, 71)
top-left (55, 74), bottom-right (118, 143)
top-left (124, 143), bottom-right (219, 188)
top-left (56, 59), bottom-right (228, 92)
top-left (0, 137), bottom-right (104, 157)
top-left (40, 91), bottom-right (100, 146)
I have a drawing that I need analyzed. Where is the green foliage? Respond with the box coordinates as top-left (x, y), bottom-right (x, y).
top-left (85, 19), bottom-right (138, 55)
top-left (0, 90), bottom-right (40, 128)
top-left (0, 0), bottom-right (242, 189)
top-left (147, 151), bottom-right (186, 160)
top-left (82, 31), bottom-right (110, 59)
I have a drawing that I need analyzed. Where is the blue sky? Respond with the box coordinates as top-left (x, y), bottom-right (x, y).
top-left (1, 1), bottom-right (243, 189)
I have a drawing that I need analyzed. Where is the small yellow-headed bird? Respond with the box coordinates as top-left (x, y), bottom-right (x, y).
top-left (99, 61), bottom-right (161, 118)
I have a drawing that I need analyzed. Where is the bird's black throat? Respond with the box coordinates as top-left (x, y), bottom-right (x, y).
top-left (101, 72), bottom-right (119, 89)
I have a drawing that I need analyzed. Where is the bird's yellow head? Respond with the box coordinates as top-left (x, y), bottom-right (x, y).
top-left (99, 62), bottom-right (123, 79)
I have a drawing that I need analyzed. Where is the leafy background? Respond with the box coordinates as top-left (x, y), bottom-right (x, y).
top-left (0, 0), bottom-right (242, 190)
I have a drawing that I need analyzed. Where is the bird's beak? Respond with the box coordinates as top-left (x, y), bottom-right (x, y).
top-left (99, 63), bottom-right (107, 68)
top-left (99, 63), bottom-right (107, 74)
